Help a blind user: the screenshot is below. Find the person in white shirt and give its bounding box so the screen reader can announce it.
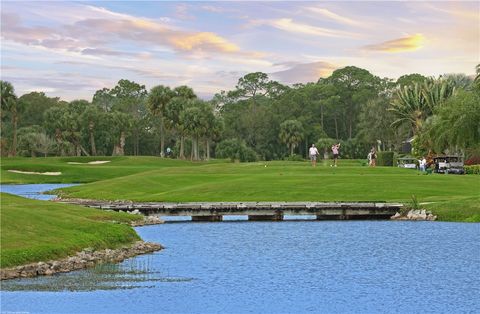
[331,143,341,167]
[419,157,426,171]
[309,144,319,167]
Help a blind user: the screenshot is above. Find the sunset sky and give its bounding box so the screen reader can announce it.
[1,1,479,100]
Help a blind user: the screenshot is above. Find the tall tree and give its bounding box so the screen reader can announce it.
[441,73,473,90]
[1,81,19,156]
[327,66,381,139]
[474,64,480,90]
[162,86,197,159]
[80,105,101,156]
[180,106,202,160]
[147,85,174,157]
[92,88,115,112]
[44,101,89,156]
[18,92,60,127]
[110,111,132,156]
[357,96,405,151]
[423,90,480,153]
[396,73,429,88]
[44,105,68,155]
[279,120,304,156]
[110,80,147,155]
[226,73,286,149]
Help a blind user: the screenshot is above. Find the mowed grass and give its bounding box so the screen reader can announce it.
[1,157,479,222]
[55,159,479,222]
[1,193,142,268]
[57,161,478,202]
[0,156,213,184]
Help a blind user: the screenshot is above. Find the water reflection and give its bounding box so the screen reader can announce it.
[2,258,194,292]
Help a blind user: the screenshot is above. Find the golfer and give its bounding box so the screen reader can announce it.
[331,143,340,167]
[309,144,319,167]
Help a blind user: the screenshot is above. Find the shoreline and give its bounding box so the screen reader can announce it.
[1,241,163,281]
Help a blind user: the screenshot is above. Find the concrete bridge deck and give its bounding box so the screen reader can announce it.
[63,200,403,221]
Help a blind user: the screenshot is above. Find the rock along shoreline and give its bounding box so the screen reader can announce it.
[1,241,163,281]
[391,209,437,221]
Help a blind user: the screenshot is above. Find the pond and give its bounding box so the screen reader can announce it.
[1,185,479,313]
[1,184,78,200]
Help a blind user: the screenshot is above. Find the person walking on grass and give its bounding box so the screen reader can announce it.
[331,143,340,167]
[369,147,377,167]
[309,144,319,167]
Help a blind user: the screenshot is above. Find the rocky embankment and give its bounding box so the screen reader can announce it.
[1,241,163,281]
[391,209,437,221]
[130,213,164,226]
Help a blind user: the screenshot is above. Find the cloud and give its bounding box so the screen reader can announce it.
[251,18,360,38]
[363,34,425,53]
[201,5,226,13]
[169,32,239,53]
[271,61,338,84]
[0,6,258,59]
[3,75,98,92]
[80,48,143,57]
[306,7,362,27]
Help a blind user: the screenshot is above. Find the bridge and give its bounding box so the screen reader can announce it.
[63,200,403,221]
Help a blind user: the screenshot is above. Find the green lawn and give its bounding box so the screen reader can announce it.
[1,157,479,222]
[0,156,207,184]
[0,193,142,268]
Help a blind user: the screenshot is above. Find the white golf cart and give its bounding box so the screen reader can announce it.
[433,156,465,174]
[397,157,418,169]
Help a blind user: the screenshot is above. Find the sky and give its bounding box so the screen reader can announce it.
[1,1,479,101]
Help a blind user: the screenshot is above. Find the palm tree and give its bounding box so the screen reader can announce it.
[1,81,19,156]
[423,79,456,109]
[389,79,455,136]
[147,85,174,157]
[441,73,472,90]
[166,86,197,159]
[427,90,480,153]
[180,106,203,160]
[389,83,427,135]
[279,120,304,156]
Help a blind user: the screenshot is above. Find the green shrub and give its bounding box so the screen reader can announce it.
[377,151,394,166]
[465,165,480,174]
[215,139,257,162]
[339,139,371,159]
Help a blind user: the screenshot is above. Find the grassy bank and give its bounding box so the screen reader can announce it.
[0,193,143,268]
[423,196,480,222]
[1,157,479,222]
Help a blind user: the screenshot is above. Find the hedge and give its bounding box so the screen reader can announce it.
[377,151,394,166]
[465,165,480,174]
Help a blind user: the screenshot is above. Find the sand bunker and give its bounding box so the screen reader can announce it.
[8,170,62,176]
[67,161,111,165]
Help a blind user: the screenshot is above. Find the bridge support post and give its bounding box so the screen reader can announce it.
[191,215,223,222]
[248,213,284,221]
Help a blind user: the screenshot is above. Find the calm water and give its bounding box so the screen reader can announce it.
[1,186,480,313]
[1,184,77,200]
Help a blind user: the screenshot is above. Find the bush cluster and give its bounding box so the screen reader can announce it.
[465,156,480,165]
[465,165,480,175]
[377,151,394,166]
[215,139,257,162]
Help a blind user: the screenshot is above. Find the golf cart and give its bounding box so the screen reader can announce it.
[397,157,418,169]
[433,156,465,174]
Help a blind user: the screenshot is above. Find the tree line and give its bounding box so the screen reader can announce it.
[1,65,479,161]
